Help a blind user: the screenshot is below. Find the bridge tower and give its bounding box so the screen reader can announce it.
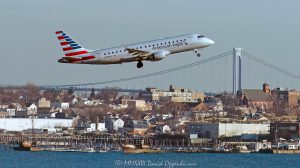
[233,48,242,94]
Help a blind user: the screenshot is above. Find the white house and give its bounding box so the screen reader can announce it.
[27,103,37,116]
[71,97,79,105]
[84,100,93,106]
[86,123,96,132]
[97,123,106,132]
[113,118,124,131]
[11,103,23,111]
[61,102,70,109]
[163,125,171,133]
[7,109,16,117]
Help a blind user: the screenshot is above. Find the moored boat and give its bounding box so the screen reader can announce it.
[13,141,34,151]
[121,144,163,154]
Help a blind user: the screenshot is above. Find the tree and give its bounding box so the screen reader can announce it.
[95,87,118,103]
[89,88,96,99]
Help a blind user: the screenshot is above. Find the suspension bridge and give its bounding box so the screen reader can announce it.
[38,48,300,93]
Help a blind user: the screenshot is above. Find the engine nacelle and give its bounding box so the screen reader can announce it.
[148,51,170,61]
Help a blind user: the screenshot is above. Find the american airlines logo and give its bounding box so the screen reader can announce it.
[153,41,186,50]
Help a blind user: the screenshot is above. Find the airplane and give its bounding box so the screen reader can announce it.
[55,31,214,68]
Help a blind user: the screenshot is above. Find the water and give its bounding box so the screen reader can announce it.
[0,145,299,168]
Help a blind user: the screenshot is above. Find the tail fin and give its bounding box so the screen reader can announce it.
[55,31,91,57]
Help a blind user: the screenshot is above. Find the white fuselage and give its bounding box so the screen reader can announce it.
[82,33,214,64]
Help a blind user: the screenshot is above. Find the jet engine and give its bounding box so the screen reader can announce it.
[148,51,170,61]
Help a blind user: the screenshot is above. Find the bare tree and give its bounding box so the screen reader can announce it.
[95,87,119,103]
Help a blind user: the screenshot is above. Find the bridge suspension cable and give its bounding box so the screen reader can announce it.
[46,50,233,88]
[242,51,300,81]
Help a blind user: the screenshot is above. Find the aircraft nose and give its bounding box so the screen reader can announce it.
[206,38,215,46]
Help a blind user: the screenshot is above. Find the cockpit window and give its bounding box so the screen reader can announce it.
[198,35,205,38]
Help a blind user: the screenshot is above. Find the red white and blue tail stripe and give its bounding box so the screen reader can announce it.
[55,31,95,63]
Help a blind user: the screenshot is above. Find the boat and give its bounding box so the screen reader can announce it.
[233,146,251,153]
[13,141,34,151]
[80,147,96,153]
[258,148,274,153]
[121,144,163,154]
[30,146,43,152]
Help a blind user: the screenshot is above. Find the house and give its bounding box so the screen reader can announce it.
[0,104,9,110]
[61,102,70,109]
[86,123,96,132]
[11,103,23,111]
[38,97,51,108]
[7,109,16,117]
[122,99,152,111]
[113,118,124,131]
[104,117,124,132]
[155,124,171,134]
[52,102,69,109]
[71,97,79,105]
[27,103,37,116]
[97,123,106,132]
[104,118,114,133]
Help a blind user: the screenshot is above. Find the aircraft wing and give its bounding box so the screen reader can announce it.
[122,48,153,62]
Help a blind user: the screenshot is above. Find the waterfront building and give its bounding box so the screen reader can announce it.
[0,118,74,132]
[270,122,300,140]
[184,122,269,139]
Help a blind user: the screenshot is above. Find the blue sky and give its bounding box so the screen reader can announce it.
[0,0,299,91]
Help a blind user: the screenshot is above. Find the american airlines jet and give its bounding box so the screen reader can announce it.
[55,31,214,68]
